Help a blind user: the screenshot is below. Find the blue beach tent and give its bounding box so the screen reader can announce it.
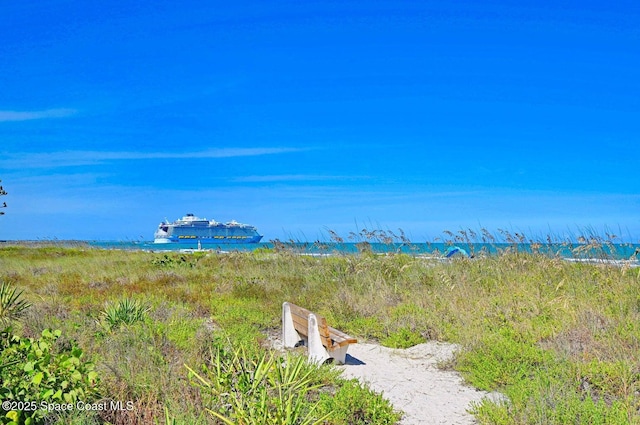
[445,246,470,258]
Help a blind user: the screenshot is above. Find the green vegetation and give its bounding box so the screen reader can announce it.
[1,329,100,425]
[0,235,639,424]
[0,282,31,326]
[97,298,150,331]
[188,340,360,425]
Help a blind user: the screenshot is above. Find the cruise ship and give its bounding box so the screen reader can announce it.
[153,214,263,244]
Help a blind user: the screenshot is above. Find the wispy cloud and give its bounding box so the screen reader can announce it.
[0,147,306,169]
[0,108,77,122]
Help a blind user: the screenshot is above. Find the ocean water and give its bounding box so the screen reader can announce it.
[83,240,640,262]
[3,239,638,262]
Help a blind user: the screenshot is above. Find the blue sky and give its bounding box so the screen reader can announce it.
[1,0,639,242]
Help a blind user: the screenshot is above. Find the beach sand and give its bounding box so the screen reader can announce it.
[336,342,502,425]
[267,332,505,424]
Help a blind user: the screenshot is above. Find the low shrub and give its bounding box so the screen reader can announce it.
[381,327,424,349]
[457,325,554,390]
[187,341,331,424]
[0,328,100,425]
[187,337,400,424]
[97,298,150,331]
[318,378,402,424]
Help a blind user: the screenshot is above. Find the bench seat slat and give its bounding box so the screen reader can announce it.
[328,327,358,346]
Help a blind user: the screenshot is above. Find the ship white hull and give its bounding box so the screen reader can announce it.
[153,213,263,244]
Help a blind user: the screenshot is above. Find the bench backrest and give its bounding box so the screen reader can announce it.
[286,303,334,349]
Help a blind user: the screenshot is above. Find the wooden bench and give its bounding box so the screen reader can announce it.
[282,302,357,364]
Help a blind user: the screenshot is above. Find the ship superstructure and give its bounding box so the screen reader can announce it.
[154,213,262,244]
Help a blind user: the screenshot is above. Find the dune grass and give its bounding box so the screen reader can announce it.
[1,237,639,424]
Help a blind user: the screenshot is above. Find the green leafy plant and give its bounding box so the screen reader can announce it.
[457,325,554,389]
[0,282,31,326]
[319,378,402,425]
[187,341,331,425]
[0,329,100,425]
[151,253,202,268]
[98,298,150,331]
[381,327,424,349]
[187,337,400,424]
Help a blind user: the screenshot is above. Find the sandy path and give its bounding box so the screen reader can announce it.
[337,342,497,425]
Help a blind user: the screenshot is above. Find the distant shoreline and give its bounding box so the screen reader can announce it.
[2,239,639,264]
